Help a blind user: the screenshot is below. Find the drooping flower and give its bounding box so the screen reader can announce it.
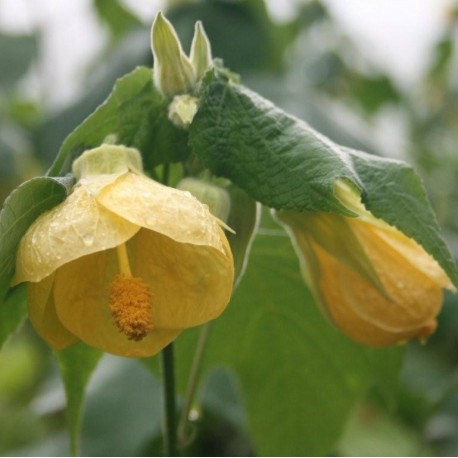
[13,145,234,357]
[275,180,454,347]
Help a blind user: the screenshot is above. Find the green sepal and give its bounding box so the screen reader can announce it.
[226,185,259,286]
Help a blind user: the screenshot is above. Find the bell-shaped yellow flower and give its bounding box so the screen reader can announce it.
[13,145,234,357]
[276,180,454,347]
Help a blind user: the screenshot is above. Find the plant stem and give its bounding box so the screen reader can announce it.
[161,343,178,457]
[162,162,170,185]
[177,322,212,448]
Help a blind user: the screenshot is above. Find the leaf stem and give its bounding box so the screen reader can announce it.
[177,322,212,448]
[161,343,178,457]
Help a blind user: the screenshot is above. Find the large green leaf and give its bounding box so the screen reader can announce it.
[0,177,72,302]
[190,70,358,214]
[189,70,458,286]
[0,284,27,349]
[175,227,403,456]
[56,344,103,456]
[47,66,189,177]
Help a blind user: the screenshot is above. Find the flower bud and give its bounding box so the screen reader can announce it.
[168,94,199,129]
[72,144,143,179]
[190,21,213,81]
[151,12,195,97]
[275,180,454,347]
[177,177,231,223]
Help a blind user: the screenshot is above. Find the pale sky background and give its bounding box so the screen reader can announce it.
[0,0,454,108]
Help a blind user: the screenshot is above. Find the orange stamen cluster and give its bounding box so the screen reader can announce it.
[108,274,153,341]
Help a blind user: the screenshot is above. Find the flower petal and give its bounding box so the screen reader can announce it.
[131,227,234,329]
[28,273,78,349]
[277,211,384,293]
[312,240,441,345]
[355,221,453,290]
[14,185,139,284]
[53,250,181,357]
[345,220,443,332]
[96,172,226,252]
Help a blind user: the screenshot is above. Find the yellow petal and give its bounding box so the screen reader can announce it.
[345,220,443,332]
[53,250,181,357]
[335,178,453,289]
[312,240,441,345]
[356,221,453,289]
[14,185,139,284]
[131,227,234,329]
[96,172,227,253]
[28,274,78,349]
[278,211,383,293]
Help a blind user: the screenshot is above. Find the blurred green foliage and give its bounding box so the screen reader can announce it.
[1,0,458,456]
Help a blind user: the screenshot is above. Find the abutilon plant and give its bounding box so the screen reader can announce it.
[0,8,456,458]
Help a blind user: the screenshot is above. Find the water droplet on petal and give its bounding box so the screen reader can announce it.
[82,234,94,247]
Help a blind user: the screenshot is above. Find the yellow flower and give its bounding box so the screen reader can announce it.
[276,180,454,347]
[13,145,234,357]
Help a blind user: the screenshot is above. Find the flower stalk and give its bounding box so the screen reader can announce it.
[161,343,178,457]
[177,322,212,448]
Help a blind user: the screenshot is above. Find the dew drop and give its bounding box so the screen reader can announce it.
[82,234,94,247]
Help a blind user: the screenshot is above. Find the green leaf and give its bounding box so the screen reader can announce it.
[347,148,458,288]
[351,74,400,114]
[0,284,27,349]
[47,66,189,177]
[56,343,103,456]
[175,228,403,456]
[190,70,359,214]
[0,33,37,88]
[190,70,458,287]
[93,0,142,40]
[0,177,72,302]
[82,357,163,456]
[337,403,430,456]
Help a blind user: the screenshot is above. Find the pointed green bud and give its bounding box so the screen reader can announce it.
[190,21,213,81]
[151,12,195,97]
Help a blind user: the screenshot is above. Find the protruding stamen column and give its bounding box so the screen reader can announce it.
[109,243,153,341]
